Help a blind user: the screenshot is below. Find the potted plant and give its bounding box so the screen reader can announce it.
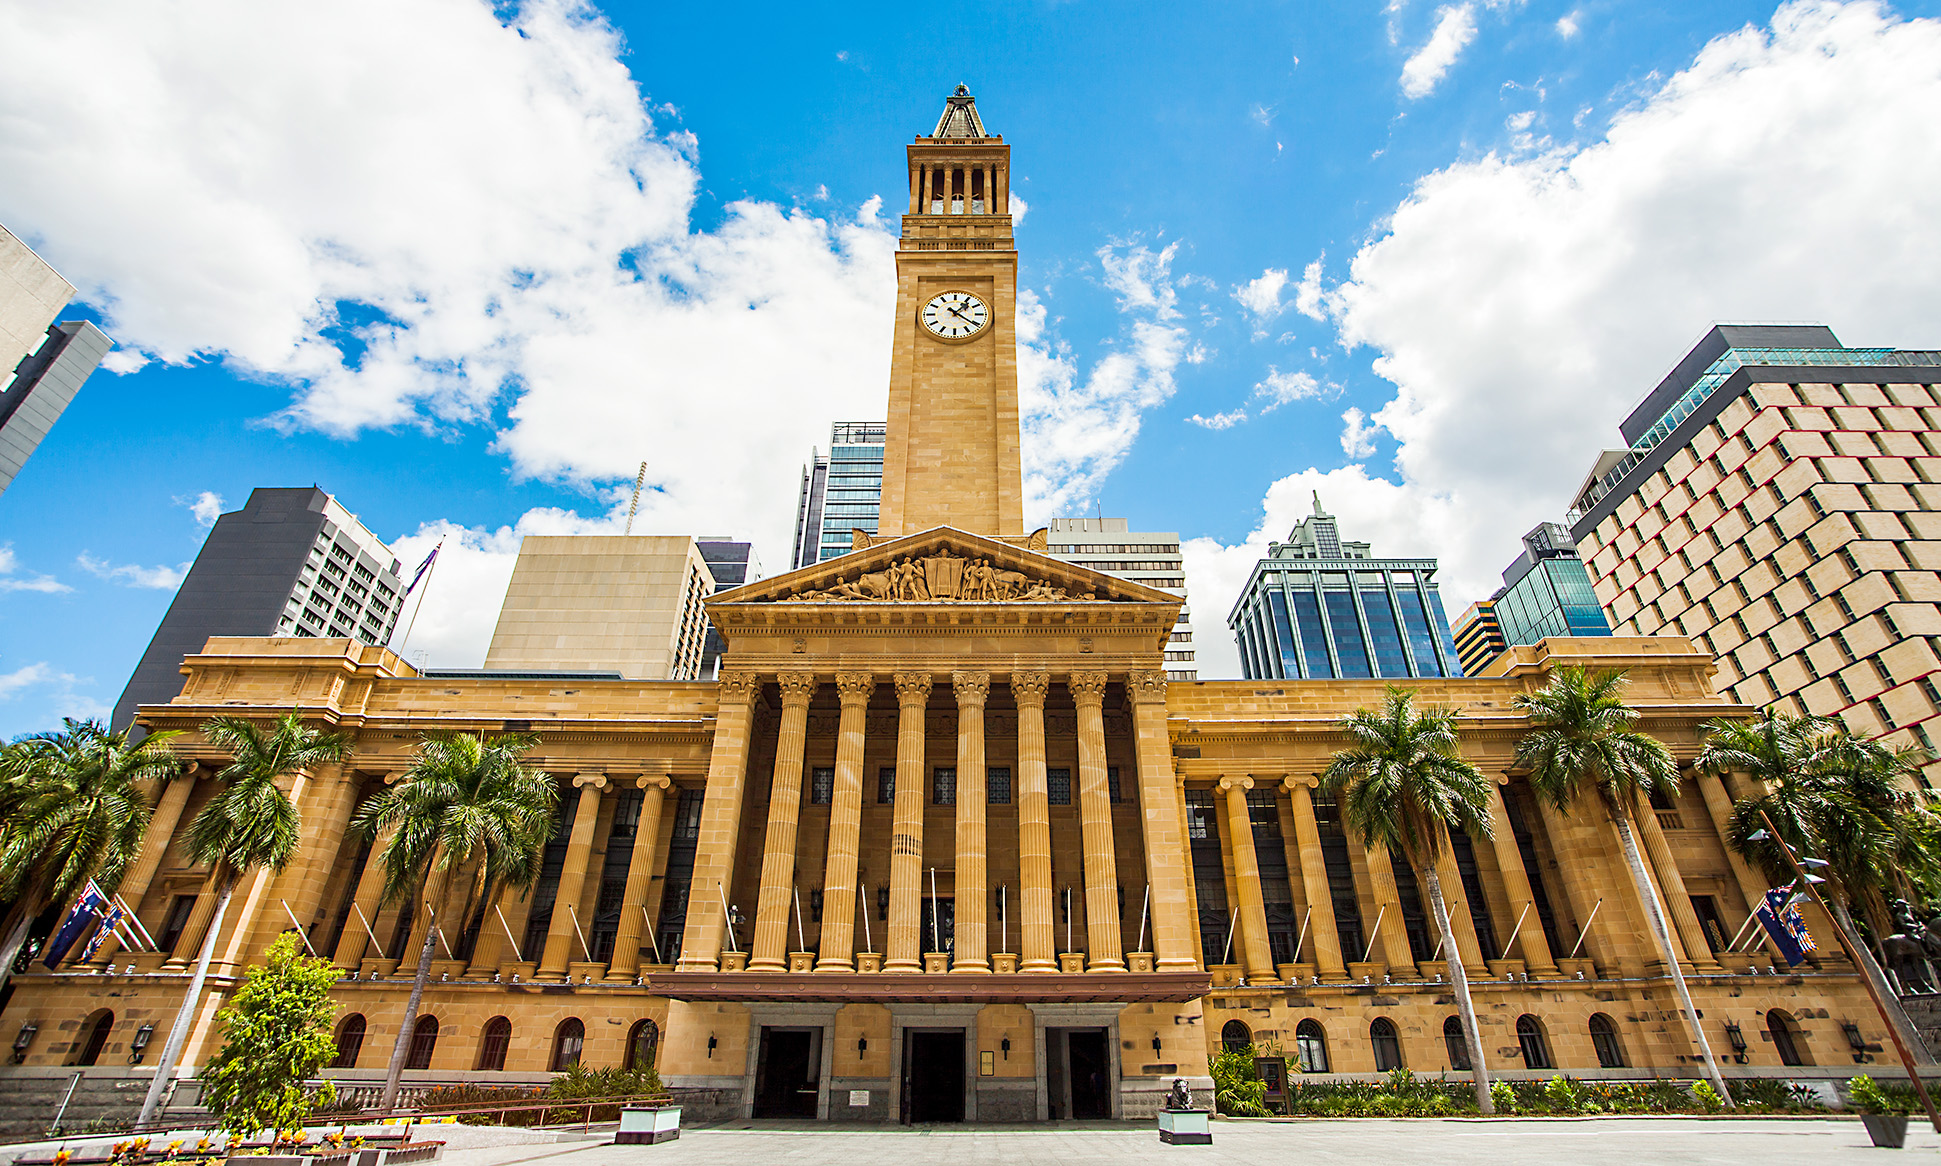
[1849,1075,1910,1148]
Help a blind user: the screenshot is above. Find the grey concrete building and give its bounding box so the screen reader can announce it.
[114,488,405,729]
[1,223,111,497]
[1045,517,1198,679]
[697,538,764,678]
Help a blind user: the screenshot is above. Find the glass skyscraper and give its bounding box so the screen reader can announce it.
[1491,523,1614,648]
[1228,495,1462,681]
[791,421,886,567]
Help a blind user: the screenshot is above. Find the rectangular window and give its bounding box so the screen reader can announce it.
[988,767,1012,805]
[158,894,198,953]
[810,767,834,805]
[1107,766,1123,804]
[1048,767,1072,806]
[932,766,956,806]
[877,766,895,804]
[1290,590,1334,678]
[1324,591,1372,677]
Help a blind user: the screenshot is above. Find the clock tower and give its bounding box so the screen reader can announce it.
[876,85,1026,540]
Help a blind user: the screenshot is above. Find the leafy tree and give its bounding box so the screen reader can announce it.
[201,932,341,1138]
[0,719,180,987]
[351,732,555,1110]
[139,712,351,1125]
[1513,666,1735,1107]
[1321,687,1496,1114]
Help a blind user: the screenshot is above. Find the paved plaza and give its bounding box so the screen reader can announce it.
[423,1119,1936,1166]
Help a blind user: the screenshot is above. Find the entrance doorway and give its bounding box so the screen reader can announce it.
[753,1027,821,1118]
[902,1030,965,1123]
[1046,1026,1112,1119]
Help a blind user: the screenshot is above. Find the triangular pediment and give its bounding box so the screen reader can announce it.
[710,527,1181,608]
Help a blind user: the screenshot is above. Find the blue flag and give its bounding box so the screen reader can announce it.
[43,883,109,968]
[80,898,126,963]
[402,542,441,597]
[1754,886,1817,967]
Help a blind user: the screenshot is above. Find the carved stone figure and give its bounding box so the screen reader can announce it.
[1884,898,1936,994]
[1166,1078,1193,1111]
[768,548,1116,604]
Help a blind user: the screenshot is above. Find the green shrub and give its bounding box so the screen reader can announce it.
[1210,1047,1270,1117]
[1691,1081,1724,1113]
[1849,1075,1913,1116]
[1490,1079,1515,1114]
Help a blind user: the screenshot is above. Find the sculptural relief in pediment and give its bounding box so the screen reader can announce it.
[777,548,1102,604]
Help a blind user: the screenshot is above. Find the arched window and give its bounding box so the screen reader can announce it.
[1588,1013,1626,1069]
[1767,1009,1809,1067]
[330,1014,366,1069]
[626,1019,660,1072]
[1370,1018,1403,1072]
[1220,1019,1252,1054]
[1442,1016,1470,1071]
[1515,1015,1553,1070]
[74,1010,114,1067]
[1294,1019,1329,1073]
[552,1018,586,1071]
[405,1015,439,1071]
[477,1017,512,1072]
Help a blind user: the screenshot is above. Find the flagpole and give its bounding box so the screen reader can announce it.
[396,540,444,663]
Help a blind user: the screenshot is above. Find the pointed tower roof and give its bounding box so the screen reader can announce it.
[931,84,988,138]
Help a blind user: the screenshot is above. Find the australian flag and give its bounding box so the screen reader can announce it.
[1754,886,1818,967]
[42,883,109,968]
[79,898,126,963]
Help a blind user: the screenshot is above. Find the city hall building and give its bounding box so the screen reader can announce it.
[0,91,1892,1124]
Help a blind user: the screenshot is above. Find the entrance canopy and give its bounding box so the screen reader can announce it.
[647,970,1209,1005]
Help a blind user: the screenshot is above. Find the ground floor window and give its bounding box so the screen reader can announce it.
[552,1018,586,1071]
[1370,1018,1403,1071]
[478,1016,512,1071]
[330,1014,366,1069]
[1515,1015,1552,1070]
[1442,1016,1469,1071]
[1295,1019,1329,1072]
[1589,1013,1626,1069]
[406,1015,438,1070]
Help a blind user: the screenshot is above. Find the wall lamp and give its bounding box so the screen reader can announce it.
[12,1023,37,1064]
[810,891,825,923]
[1843,1021,1874,1063]
[707,1034,718,1059]
[1723,1021,1748,1064]
[1000,1037,1011,1061]
[858,1037,868,1056]
[128,1023,155,1065]
[1151,1034,1162,1056]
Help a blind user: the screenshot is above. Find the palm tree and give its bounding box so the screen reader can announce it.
[1322,687,1497,1113]
[138,711,350,1125]
[0,719,180,986]
[351,732,555,1110]
[1513,666,1734,1107]
[1700,708,1934,1055]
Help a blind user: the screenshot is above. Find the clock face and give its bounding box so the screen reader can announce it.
[921,291,989,340]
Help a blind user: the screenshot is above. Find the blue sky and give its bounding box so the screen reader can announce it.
[5,0,1941,734]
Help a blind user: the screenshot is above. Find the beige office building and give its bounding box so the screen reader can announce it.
[1568,325,1941,779]
[485,535,716,680]
[1,221,112,496]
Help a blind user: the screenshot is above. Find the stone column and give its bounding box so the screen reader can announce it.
[90,767,197,965]
[952,671,991,973]
[330,825,397,968]
[1285,779,1346,980]
[883,672,932,973]
[1361,843,1419,976]
[606,773,673,980]
[1430,845,1488,976]
[1218,776,1276,983]
[1128,671,1196,972]
[815,672,875,972]
[253,763,362,958]
[215,767,316,971]
[1012,671,1057,973]
[1534,797,1626,972]
[1070,671,1124,971]
[1636,802,1721,972]
[1482,783,1558,974]
[676,672,762,972]
[1694,771,1784,961]
[163,869,226,970]
[539,773,608,978]
[750,673,818,972]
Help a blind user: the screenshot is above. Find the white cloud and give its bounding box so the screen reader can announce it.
[76,552,190,590]
[1292,257,1327,321]
[1098,241,1182,321]
[1187,410,1248,430]
[1233,268,1289,333]
[0,546,70,594]
[1556,11,1581,38]
[1253,368,1326,413]
[1340,406,1382,458]
[0,662,109,723]
[1401,4,1479,99]
[0,663,51,701]
[1009,193,1029,226]
[1187,0,1941,676]
[175,490,225,527]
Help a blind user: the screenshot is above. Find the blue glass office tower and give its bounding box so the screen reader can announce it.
[790,422,886,567]
[1491,523,1612,648]
[1228,496,1462,680]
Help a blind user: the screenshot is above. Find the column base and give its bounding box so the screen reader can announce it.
[1019,957,1059,973]
[1155,957,1201,972]
[949,958,991,973]
[1086,956,1127,973]
[814,955,856,973]
[881,958,922,974]
[602,965,643,983]
[745,954,787,973]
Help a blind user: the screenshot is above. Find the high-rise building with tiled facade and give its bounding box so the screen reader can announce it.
[1568,324,1941,777]
[1046,517,1197,680]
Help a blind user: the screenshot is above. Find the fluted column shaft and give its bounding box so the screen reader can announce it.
[214,768,315,971]
[1694,772,1783,961]
[1636,801,1720,971]
[1431,845,1488,975]
[331,825,397,967]
[1129,672,1196,970]
[676,672,761,971]
[815,673,875,972]
[1071,671,1124,971]
[606,774,673,980]
[539,773,608,978]
[1362,842,1418,975]
[883,672,933,972]
[256,764,360,960]
[1219,776,1276,982]
[1286,781,1346,980]
[92,769,196,964]
[1013,672,1057,973]
[750,675,817,972]
[1482,783,1557,974]
[952,672,992,972]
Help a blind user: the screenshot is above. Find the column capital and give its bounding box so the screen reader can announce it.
[1069,670,1109,704]
[1010,671,1051,705]
[1218,775,1254,793]
[634,773,674,791]
[836,671,876,705]
[893,671,933,706]
[573,772,609,790]
[951,671,992,705]
[1127,670,1168,705]
[1282,774,1319,791]
[776,671,819,706]
[717,671,762,706]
